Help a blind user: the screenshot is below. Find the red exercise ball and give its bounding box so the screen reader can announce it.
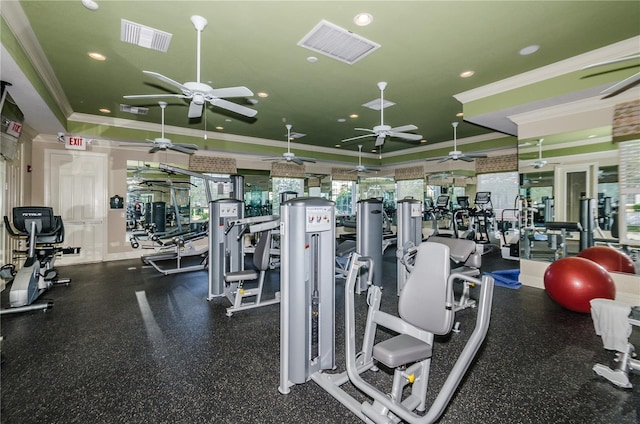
[577,246,637,274]
[543,257,615,313]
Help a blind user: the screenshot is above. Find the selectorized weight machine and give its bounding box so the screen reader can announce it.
[278,197,496,423]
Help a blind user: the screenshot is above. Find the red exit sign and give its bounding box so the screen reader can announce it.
[65,136,87,150]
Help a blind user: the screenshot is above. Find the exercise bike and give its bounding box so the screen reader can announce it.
[1,206,79,315]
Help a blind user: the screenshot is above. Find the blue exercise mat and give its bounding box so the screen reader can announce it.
[484,269,521,289]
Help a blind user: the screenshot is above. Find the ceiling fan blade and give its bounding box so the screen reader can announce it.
[123,93,188,100]
[424,156,448,162]
[437,157,452,163]
[389,124,418,133]
[175,143,199,151]
[342,134,375,143]
[298,157,317,163]
[143,70,192,94]
[354,128,376,133]
[458,156,475,162]
[601,72,640,96]
[149,146,162,153]
[366,167,380,172]
[465,152,488,158]
[582,54,640,70]
[210,98,257,117]
[389,132,423,141]
[209,86,254,98]
[188,101,204,118]
[292,157,304,165]
[375,134,386,147]
[169,145,197,155]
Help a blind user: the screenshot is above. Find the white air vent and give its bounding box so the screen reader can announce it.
[121,19,172,52]
[298,20,380,65]
[120,104,149,115]
[362,98,395,111]
[289,132,306,139]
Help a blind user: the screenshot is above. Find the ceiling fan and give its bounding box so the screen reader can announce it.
[263,124,316,165]
[528,138,558,169]
[582,54,640,98]
[348,145,380,173]
[425,122,487,163]
[342,81,422,147]
[123,15,257,119]
[146,102,199,154]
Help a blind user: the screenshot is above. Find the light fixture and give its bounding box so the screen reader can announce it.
[215,126,223,130]
[349,114,358,119]
[456,112,464,117]
[337,118,346,123]
[353,13,373,26]
[257,92,268,98]
[459,70,474,78]
[88,52,106,61]
[99,108,111,114]
[519,45,540,56]
[307,56,318,63]
[81,0,99,11]
[420,139,427,143]
[335,144,341,148]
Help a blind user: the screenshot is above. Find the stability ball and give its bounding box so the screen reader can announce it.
[577,246,636,274]
[543,257,615,313]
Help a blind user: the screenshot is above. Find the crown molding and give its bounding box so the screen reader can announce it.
[1,1,73,118]
[454,36,640,104]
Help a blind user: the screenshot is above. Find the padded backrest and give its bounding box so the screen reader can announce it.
[37,216,65,244]
[398,242,454,335]
[12,206,55,234]
[253,230,272,271]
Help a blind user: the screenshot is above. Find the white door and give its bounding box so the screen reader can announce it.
[553,162,598,222]
[45,150,107,265]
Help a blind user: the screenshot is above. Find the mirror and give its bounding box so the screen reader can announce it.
[126,161,192,245]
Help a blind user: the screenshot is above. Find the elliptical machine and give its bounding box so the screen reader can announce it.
[1,207,78,314]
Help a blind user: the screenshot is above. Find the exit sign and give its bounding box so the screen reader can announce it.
[65,136,87,150]
[6,120,22,137]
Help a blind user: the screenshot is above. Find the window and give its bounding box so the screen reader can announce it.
[477,171,519,210]
[332,180,355,215]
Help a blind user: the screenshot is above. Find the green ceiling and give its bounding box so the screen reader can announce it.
[2,1,639,163]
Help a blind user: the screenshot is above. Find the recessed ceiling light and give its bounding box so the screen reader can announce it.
[349,114,358,119]
[459,70,474,78]
[257,92,268,98]
[588,134,597,138]
[99,108,111,113]
[370,149,377,153]
[225,119,232,122]
[420,139,427,143]
[337,118,346,123]
[353,13,373,26]
[456,112,464,117]
[215,126,224,130]
[88,52,106,61]
[307,56,318,63]
[335,144,341,148]
[81,0,99,11]
[519,45,540,56]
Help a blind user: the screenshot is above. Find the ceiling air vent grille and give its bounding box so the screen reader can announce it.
[121,19,172,53]
[298,20,380,65]
[120,104,149,115]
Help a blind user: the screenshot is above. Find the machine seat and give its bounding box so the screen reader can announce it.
[373,334,433,369]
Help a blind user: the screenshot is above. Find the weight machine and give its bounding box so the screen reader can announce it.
[396,198,423,294]
[278,195,495,422]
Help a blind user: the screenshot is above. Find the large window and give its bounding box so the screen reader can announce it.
[477,171,519,210]
[272,177,304,214]
[332,180,356,215]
